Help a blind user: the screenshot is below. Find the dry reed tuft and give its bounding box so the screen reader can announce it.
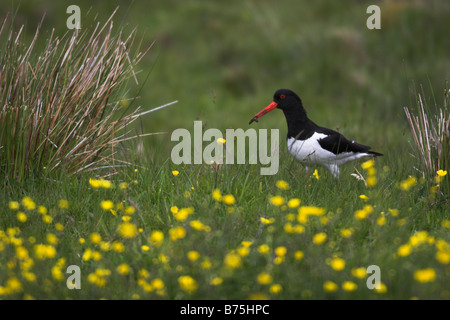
[0,9,174,181]
[404,85,449,197]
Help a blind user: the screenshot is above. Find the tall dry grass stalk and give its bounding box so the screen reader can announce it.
[0,10,173,181]
[404,86,449,197]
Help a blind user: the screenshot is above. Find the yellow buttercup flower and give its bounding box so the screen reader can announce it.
[275,180,290,190]
[224,253,242,269]
[149,230,164,247]
[212,189,222,202]
[178,275,198,293]
[342,281,358,291]
[187,251,200,261]
[329,257,345,271]
[58,199,69,210]
[21,197,36,211]
[100,200,114,211]
[8,201,20,210]
[274,246,287,257]
[169,226,186,242]
[323,281,339,292]
[116,263,131,275]
[361,159,374,170]
[397,244,412,257]
[257,244,270,254]
[436,251,450,264]
[313,169,319,180]
[313,232,327,245]
[269,195,284,206]
[269,284,283,294]
[90,232,102,244]
[294,250,304,260]
[287,198,301,208]
[400,176,417,191]
[223,194,236,205]
[351,267,367,279]
[437,170,447,177]
[117,222,138,239]
[414,268,436,283]
[210,277,223,286]
[172,170,179,177]
[340,228,353,238]
[257,272,273,285]
[17,212,27,223]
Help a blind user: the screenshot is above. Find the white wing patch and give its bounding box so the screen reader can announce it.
[287,134,372,178]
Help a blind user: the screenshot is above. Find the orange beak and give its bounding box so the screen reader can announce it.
[249,101,278,124]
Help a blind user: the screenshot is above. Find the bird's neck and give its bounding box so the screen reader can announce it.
[282,108,311,139]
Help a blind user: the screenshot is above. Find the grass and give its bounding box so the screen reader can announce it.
[0,148,449,299]
[0,0,449,300]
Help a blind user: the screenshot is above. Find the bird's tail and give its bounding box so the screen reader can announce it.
[368,151,383,157]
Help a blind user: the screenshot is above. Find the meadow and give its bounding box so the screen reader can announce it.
[0,0,449,300]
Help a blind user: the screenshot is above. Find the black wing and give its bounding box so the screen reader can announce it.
[316,127,377,155]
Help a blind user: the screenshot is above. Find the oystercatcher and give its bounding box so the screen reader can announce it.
[249,89,382,178]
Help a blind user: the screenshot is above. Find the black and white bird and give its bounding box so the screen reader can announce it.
[249,89,382,178]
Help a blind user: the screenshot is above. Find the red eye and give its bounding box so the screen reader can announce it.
[280,94,286,99]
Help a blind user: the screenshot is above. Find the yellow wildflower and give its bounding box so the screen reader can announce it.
[58,199,69,210]
[400,176,417,191]
[117,223,138,239]
[212,189,222,202]
[340,228,353,238]
[274,246,287,257]
[187,251,200,261]
[257,272,272,285]
[366,176,378,187]
[312,232,327,245]
[275,180,290,190]
[269,284,283,294]
[294,250,304,260]
[100,200,114,211]
[257,244,270,254]
[342,281,358,291]
[329,257,345,271]
[436,251,450,264]
[169,226,186,242]
[21,197,36,211]
[351,267,367,279]
[178,275,198,293]
[397,244,412,257]
[17,212,27,223]
[287,198,301,208]
[90,232,102,244]
[361,159,374,170]
[377,216,386,226]
[149,230,164,247]
[210,277,223,286]
[269,195,284,206]
[313,169,319,180]
[172,170,179,177]
[437,170,447,177]
[323,281,339,292]
[224,253,242,269]
[414,268,436,283]
[8,201,20,210]
[112,241,125,253]
[116,263,131,275]
[223,194,236,205]
[33,244,56,260]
